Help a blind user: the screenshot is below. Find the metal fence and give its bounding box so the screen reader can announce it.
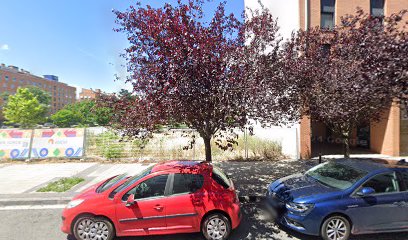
[84,127,289,161]
[0,126,298,161]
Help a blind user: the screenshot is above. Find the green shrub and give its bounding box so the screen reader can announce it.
[37,177,84,192]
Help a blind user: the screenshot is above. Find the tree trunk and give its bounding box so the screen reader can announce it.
[343,136,351,158]
[203,136,212,162]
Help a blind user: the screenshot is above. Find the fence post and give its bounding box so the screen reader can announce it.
[244,127,248,160]
[82,128,87,160]
[27,129,35,160]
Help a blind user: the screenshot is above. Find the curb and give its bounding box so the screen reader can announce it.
[0,197,71,207]
[0,196,265,207]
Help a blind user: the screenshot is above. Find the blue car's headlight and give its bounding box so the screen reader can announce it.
[285,202,314,214]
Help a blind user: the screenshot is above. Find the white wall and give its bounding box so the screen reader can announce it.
[245,0,300,41]
[251,123,300,159]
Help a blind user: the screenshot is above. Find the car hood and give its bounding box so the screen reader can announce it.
[269,173,340,203]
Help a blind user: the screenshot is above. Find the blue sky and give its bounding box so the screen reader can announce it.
[0,0,244,93]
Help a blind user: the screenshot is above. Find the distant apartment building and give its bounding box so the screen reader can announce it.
[0,64,76,117]
[78,88,101,101]
[245,0,408,158]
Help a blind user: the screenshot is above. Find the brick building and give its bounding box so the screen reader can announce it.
[245,0,408,158]
[78,88,101,101]
[0,64,76,118]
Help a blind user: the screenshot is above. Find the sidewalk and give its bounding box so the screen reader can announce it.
[0,162,153,206]
[0,159,319,206]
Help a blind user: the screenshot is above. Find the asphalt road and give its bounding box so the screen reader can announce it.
[0,203,407,240]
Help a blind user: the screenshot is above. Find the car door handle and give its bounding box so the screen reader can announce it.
[154,205,164,211]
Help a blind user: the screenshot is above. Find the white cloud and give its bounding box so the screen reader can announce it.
[0,44,9,50]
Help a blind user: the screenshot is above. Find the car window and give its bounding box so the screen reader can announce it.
[212,166,230,189]
[96,174,128,193]
[362,172,400,194]
[306,162,367,190]
[122,174,168,201]
[109,166,153,199]
[400,170,408,191]
[172,174,204,195]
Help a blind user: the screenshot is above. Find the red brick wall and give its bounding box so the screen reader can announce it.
[0,68,76,117]
[300,115,312,159]
[370,103,401,156]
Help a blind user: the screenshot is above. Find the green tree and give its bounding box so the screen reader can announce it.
[51,100,113,127]
[25,86,51,106]
[94,106,113,126]
[50,109,82,127]
[3,88,48,128]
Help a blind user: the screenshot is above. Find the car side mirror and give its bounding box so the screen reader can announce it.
[357,187,375,197]
[126,194,136,207]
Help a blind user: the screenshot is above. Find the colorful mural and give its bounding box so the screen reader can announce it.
[31,128,85,158]
[0,129,32,160]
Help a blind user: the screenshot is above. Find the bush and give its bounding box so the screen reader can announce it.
[37,177,84,192]
[248,137,284,160]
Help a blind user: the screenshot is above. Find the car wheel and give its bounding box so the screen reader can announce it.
[73,216,115,240]
[202,213,231,240]
[321,215,351,240]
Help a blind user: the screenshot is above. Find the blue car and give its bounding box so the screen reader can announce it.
[266,158,408,240]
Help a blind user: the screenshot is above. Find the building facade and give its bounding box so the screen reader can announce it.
[245,0,408,158]
[78,88,101,101]
[0,64,76,117]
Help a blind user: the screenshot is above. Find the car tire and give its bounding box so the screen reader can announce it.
[73,215,115,240]
[202,213,231,240]
[321,215,351,240]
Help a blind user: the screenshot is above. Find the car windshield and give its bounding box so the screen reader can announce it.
[108,165,154,199]
[305,162,367,190]
[96,173,129,193]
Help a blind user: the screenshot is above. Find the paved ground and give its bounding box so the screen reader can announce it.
[0,163,96,194]
[216,160,318,197]
[0,160,407,240]
[0,203,406,240]
[0,160,314,202]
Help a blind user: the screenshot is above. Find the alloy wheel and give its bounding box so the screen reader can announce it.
[326,218,348,240]
[76,218,110,240]
[206,217,227,240]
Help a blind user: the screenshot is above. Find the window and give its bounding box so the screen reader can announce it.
[400,170,408,191]
[96,174,128,193]
[321,44,331,58]
[306,162,367,189]
[122,174,168,201]
[110,165,156,199]
[5,76,9,82]
[321,0,335,29]
[12,77,16,82]
[371,0,384,17]
[212,167,231,189]
[172,174,204,195]
[362,172,399,194]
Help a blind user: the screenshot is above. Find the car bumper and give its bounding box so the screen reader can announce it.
[266,197,320,236]
[231,202,242,229]
[61,207,75,235]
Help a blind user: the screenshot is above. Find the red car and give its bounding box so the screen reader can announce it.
[61,161,242,240]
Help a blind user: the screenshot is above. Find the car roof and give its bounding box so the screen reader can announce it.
[333,158,408,172]
[151,160,213,175]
